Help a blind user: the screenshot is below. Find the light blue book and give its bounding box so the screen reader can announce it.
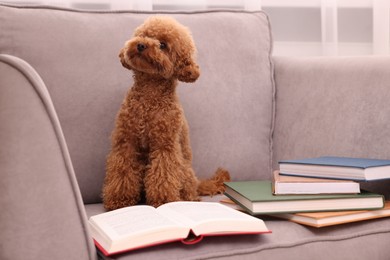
[279,156,390,181]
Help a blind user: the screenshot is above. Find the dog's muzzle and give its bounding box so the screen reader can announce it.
[137,43,146,53]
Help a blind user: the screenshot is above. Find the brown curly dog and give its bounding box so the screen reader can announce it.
[102,16,230,210]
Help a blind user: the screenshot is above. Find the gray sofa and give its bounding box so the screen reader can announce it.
[1,4,390,260]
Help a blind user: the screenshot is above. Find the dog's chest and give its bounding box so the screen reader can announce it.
[127,91,184,146]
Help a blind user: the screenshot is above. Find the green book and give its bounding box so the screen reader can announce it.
[224,181,384,215]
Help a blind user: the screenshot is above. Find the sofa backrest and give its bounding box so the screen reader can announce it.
[272,56,390,197]
[0,5,275,203]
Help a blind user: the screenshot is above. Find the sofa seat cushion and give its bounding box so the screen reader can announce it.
[85,196,390,260]
[0,4,275,204]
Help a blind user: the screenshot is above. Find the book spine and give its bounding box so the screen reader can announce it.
[181,234,204,245]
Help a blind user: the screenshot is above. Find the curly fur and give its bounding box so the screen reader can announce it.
[102,16,230,210]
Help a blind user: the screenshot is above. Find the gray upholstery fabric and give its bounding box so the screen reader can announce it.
[2,4,390,260]
[272,56,390,198]
[0,54,96,260]
[85,195,390,260]
[0,5,274,204]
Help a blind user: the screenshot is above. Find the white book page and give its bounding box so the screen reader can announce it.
[90,205,187,241]
[157,201,267,236]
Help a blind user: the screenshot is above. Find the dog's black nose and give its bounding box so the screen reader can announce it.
[137,43,146,52]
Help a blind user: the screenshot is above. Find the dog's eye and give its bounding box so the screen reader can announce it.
[159,42,167,50]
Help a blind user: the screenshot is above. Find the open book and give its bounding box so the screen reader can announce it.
[89,201,270,256]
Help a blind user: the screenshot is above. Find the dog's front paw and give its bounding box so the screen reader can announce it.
[146,195,179,208]
[103,196,140,211]
[145,183,182,207]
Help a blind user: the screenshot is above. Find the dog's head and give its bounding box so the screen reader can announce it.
[119,16,200,83]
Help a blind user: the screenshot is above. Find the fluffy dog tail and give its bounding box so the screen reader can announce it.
[197,168,231,196]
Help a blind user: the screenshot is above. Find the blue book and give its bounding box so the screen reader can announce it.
[279,156,390,181]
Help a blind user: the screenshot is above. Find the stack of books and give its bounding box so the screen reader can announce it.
[224,156,390,228]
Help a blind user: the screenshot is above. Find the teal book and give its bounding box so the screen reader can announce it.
[279,156,390,181]
[224,181,384,215]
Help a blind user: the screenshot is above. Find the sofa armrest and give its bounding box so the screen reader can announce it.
[0,54,96,260]
[272,56,390,198]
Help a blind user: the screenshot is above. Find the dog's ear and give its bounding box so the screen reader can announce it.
[119,48,132,71]
[176,58,200,83]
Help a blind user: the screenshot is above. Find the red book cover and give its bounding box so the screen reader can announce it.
[94,229,271,256]
[89,202,271,256]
